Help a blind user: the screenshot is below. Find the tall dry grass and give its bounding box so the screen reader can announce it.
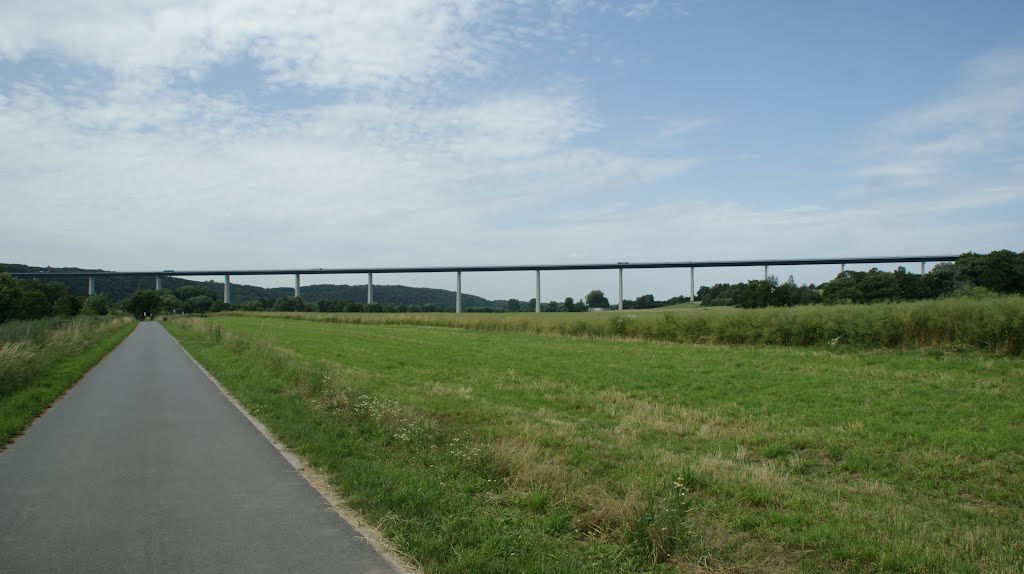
[0,341,36,388]
[0,316,132,396]
[229,295,1024,355]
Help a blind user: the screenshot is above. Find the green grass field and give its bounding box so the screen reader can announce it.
[167,313,1024,573]
[0,316,136,446]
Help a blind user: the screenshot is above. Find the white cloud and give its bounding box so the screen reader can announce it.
[0,1,498,90]
[0,1,707,292]
[654,116,713,139]
[624,1,660,21]
[0,75,698,276]
[849,48,1024,194]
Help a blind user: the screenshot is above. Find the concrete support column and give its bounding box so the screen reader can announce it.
[294,274,301,298]
[456,272,462,313]
[841,263,846,273]
[155,276,162,291]
[920,261,926,275]
[689,267,695,302]
[224,275,231,305]
[88,276,96,296]
[535,270,541,313]
[764,265,769,281]
[367,273,374,304]
[618,268,623,311]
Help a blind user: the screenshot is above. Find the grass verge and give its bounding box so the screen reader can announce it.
[0,316,136,446]
[168,315,1024,573]
[229,294,1024,356]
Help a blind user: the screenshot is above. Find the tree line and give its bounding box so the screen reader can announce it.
[0,272,110,321]
[498,289,695,313]
[698,250,1024,308]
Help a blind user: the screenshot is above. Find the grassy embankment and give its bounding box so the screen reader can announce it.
[231,295,1024,356]
[0,316,136,446]
[167,306,1024,573]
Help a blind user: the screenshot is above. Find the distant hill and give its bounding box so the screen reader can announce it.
[0,264,502,310]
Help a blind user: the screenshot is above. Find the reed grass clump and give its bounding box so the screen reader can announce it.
[0,316,133,397]
[1,315,136,446]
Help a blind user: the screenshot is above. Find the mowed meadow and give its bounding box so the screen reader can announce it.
[166,304,1024,573]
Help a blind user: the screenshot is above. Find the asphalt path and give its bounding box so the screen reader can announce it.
[0,322,399,573]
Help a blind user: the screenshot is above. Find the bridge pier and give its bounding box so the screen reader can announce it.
[224,275,231,305]
[155,276,162,291]
[618,268,623,311]
[535,270,541,313]
[841,263,846,273]
[294,274,300,298]
[367,273,374,304]
[88,277,96,296]
[456,272,462,313]
[920,261,926,275]
[689,267,695,302]
[764,265,769,281]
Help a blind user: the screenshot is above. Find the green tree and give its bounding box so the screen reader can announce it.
[124,289,162,318]
[585,290,610,308]
[19,288,50,319]
[0,272,22,322]
[891,267,926,300]
[184,296,214,314]
[822,272,864,304]
[238,300,265,311]
[859,269,899,302]
[82,294,110,316]
[7,280,54,320]
[52,294,83,317]
[735,278,776,308]
[634,294,656,309]
[924,262,963,297]
[563,297,576,312]
[41,281,72,306]
[956,250,1024,294]
[175,285,217,302]
[507,299,522,312]
[272,297,305,312]
[797,287,822,305]
[769,277,797,307]
[160,293,182,314]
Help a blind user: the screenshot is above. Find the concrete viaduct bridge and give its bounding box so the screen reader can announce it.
[12,256,958,313]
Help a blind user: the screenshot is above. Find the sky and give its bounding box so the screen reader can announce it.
[2,0,1023,302]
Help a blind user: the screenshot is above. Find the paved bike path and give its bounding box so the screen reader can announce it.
[0,322,399,573]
